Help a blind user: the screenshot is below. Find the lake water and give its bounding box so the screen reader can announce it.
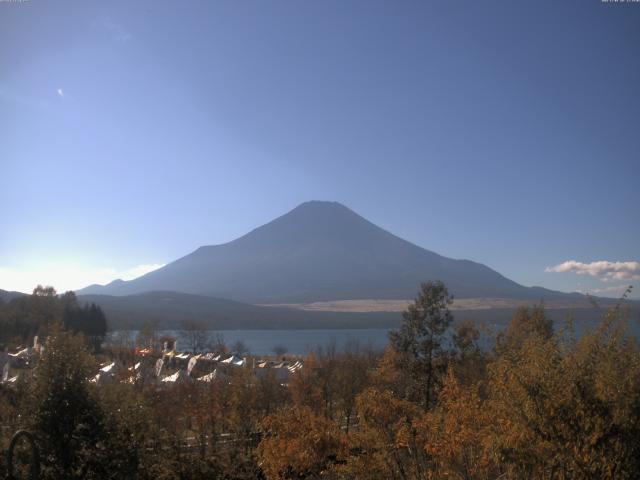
[109,317,640,355]
[110,329,392,355]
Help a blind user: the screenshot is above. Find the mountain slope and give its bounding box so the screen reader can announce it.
[78,201,579,303]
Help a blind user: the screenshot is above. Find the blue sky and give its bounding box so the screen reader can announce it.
[1,0,639,298]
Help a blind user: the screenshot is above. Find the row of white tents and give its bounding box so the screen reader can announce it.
[90,353,303,386]
[1,343,303,388]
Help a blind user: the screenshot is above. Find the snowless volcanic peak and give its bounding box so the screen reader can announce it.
[78,201,578,303]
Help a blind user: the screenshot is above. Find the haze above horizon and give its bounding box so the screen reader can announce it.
[1,1,638,298]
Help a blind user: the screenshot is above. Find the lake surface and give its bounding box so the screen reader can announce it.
[110,329,392,355]
[109,317,640,355]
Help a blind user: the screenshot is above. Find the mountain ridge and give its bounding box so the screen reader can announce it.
[78,201,583,303]
[0,289,27,302]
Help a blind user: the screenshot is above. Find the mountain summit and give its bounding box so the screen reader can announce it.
[78,201,572,303]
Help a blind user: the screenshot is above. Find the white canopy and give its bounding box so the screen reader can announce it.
[161,370,189,383]
[197,370,218,382]
[9,348,30,358]
[288,361,303,372]
[221,355,245,366]
[100,362,116,373]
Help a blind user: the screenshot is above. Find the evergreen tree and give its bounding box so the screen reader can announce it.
[26,325,104,479]
[61,293,107,352]
[389,280,453,409]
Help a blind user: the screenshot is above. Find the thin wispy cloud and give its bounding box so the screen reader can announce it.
[57,88,64,97]
[546,260,640,282]
[101,17,132,43]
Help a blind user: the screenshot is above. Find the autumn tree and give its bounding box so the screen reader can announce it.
[256,369,290,417]
[0,385,20,479]
[339,387,429,480]
[419,368,497,479]
[181,319,211,353]
[496,303,553,352]
[258,406,344,480]
[95,381,157,478]
[289,354,324,413]
[333,345,373,435]
[488,303,640,478]
[451,320,487,386]
[232,339,250,356]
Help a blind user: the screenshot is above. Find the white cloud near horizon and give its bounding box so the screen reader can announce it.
[577,284,632,296]
[545,260,640,282]
[0,263,165,294]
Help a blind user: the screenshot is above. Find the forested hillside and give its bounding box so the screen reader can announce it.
[0,286,107,351]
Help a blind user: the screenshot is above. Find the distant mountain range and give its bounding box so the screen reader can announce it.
[0,289,26,302]
[79,201,581,303]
